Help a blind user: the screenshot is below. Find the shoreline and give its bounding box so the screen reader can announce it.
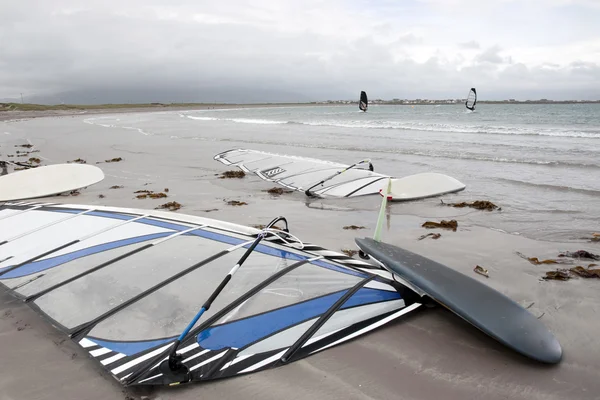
[2,100,599,122]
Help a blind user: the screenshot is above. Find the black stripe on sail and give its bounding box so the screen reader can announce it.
[0,240,79,277]
[207,348,285,380]
[278,274,376,364]
[69,249,231,339]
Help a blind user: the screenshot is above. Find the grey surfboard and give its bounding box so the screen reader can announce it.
[355,237,563,364]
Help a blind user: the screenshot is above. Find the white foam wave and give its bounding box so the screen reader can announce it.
[83,117,153,136]
[298,120,600,138]
[186,115,286,125]
[183,113,600,139]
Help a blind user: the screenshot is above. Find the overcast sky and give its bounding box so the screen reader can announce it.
[2,0,600,102]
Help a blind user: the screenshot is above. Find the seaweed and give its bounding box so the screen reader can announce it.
[473,265,489,278]
[252,224,284,230]
[28,157,41,164]
[15,144,33,148]
[110,185,124,189]
[219,170,245,179]
[343,225,366,230]
[543,270,571,281]
[418,232,441,240]
[263,187,294,195]
[442,199,500,211]
[68,158,87,164]
[164,188,169,192]
[569,266,600,278]
[515,252,568,265]
[225,200,248,206]
[341,249,358,257]
[558,250,600,261]
[134,190,152,194]
[422,219,458,231]
[155,201,182,211]
[98,194,105,198]
[105,157,123,163]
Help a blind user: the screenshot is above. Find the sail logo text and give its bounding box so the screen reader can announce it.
[262,167,285,177]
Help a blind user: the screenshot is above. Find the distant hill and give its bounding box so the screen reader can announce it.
[20,86,313,105]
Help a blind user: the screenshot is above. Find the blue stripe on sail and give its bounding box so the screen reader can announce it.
[4,208,367,279]
[0,233,171,279]
[86,337,175,356]
[80,289,401,357]
[196,287,401,351]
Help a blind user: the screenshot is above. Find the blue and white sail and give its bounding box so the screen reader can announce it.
[0,201,421,386]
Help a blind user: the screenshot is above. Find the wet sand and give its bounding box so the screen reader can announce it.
[1,111,599,400]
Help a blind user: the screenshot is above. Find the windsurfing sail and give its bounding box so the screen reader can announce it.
[359,91,368,112]
[0,201,421,386]
[214,149,388,198]
[214,149,466,201]
[465,88,477,111]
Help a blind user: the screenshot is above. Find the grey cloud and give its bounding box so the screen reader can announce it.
[476,45,505,64]
[1,1,599,103]
[458,41,480,49]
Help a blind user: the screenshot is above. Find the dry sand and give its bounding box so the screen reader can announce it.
[1,110,599,400]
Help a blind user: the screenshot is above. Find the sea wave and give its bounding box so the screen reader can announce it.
[185,114,600,138]
[493,178,600,197]
[186,115,286,124]
[218,137,600,169]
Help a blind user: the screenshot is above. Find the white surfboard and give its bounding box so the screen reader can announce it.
[387,173,466,201]
[0,164,105,202]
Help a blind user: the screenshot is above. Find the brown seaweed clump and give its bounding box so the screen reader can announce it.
[543,270,571,281]
[110,185,124,189]
[252,224,284,230]
[164,188,169,192]
[136,191,167,199]
[418,233,441,240]
[422,220,458,231]
[219,170,245,179]
[263,187,294,196]
[473,265,489,278]
[68,158,87,164]
[443,200,500,211]
[343,225,366,230]
[98,194,105,198]
[225,200,248,206]
[558,250,600,261]
[155,201,182,211]
[569,266,600,278]
[105,157,123,163]
[15,144,33,148]
[341,249,358,257]
[28,157,41,164]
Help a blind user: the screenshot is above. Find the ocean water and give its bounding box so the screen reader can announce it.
[83,103,600,243]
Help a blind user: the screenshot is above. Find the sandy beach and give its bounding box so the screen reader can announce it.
[1,108,599,400]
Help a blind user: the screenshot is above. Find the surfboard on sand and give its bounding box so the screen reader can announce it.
[386,173,466,201]
[0,164,105,202]
[355,237,563,364]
